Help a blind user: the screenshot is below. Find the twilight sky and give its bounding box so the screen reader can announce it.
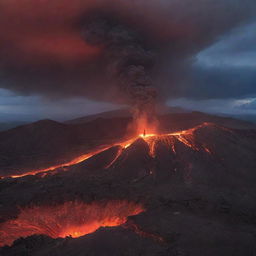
[169,21,256,115]
[0,0,256,122]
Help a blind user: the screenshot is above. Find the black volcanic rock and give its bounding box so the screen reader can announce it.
[1,117,256,256]
[153,136,183,180]
[0,112,255,177]
[0,118,130,177]
[72,145,123,171]
[132,205,256,256]
[115,138,150,166]
[111,138,153,180]
[0,228,168,256]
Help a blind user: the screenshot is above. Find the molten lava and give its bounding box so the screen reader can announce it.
[0,200,144,247]
[2,123,215,179]
[124,220,165,243]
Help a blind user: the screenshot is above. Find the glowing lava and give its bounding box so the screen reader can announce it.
[0,200,144,247]
[3,123,215,179]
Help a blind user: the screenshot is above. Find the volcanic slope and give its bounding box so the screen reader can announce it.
[0,111,255,177]
[1,122,256,256]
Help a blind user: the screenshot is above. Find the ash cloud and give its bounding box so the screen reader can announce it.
[81,11,157,129]
[0,0,256,106]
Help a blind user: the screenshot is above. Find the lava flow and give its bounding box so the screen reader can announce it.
[0,200,144,247]
[3,123,215,179]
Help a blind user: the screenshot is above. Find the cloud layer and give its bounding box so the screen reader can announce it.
[0,0,256,104]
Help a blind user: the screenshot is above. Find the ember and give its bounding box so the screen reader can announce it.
[0,200,144,247]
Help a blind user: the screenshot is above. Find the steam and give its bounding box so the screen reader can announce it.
[82,13,158,131]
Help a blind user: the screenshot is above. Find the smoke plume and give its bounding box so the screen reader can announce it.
[0,0,256,120]
[81,12,158,131]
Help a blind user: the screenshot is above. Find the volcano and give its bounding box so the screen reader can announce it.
[0,112,256,256]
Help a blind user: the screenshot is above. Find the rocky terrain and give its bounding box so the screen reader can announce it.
[0,113,256,256]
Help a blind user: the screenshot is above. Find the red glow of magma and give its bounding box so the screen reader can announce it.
[0,200,144,247]
[3,123,214,179]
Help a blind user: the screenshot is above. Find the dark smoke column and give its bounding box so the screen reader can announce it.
[81,14,158,134]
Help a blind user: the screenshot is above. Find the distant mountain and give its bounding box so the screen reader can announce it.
[66,108,131,124]
[0,122,28,132]
[0,118,130,177]
[66,106,188,124]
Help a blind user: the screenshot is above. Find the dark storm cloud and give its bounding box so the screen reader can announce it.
[175,21,256,101]
[175,66,256,100]
[0,0,256,103]
[203,22,256,54]
[0,89,119,122]
[195,22,256,72]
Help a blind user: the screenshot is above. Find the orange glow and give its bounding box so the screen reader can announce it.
[0,200,144,247]
[10,149,109,178]
[3,123,214,179]
[124,221,165,243]
[104,147,123,169]
[139,133,156,138]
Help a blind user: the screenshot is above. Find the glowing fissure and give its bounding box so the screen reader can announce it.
[8,139,136,179]
[175,135,198,151]
[124,221,165,243]
[0,200,144,247]
[104,147,124,169]
[3,124,214,179]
